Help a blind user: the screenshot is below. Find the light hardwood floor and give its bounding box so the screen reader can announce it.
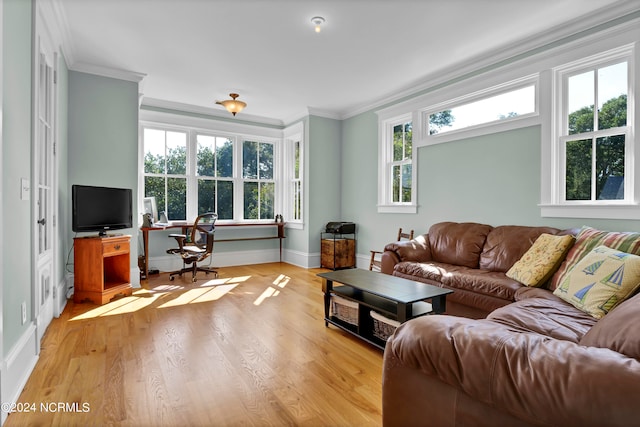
[4,263,383,427]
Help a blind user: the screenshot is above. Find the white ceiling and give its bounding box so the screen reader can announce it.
[58,0,636,123]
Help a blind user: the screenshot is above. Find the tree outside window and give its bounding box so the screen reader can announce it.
[391,122,412,203]
[196,134,234,219]
[243,140,274,220]
[143,129,187,220]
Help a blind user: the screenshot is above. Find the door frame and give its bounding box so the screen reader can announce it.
[31,2,59,349]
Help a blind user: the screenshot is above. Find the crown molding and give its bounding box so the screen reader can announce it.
[341,1,640,120]
[306,107,343,121]
[141,97,285,128]
[69,62,147,84]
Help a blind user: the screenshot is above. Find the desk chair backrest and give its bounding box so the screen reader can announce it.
[191,212,217,254]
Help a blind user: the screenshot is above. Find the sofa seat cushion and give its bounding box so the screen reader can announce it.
[393,260,458,284]
[487,297,597,343]
[440,269,523,302]
[394,261,523,302]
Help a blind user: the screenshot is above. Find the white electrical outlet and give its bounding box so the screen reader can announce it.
[21,302,27,325]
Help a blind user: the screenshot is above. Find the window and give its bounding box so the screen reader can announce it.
[562,60,628,202]
[376,113,416,213]
[291,139,302,221]
[196,134,234,219]
[141,122,292,223]
[283,122,304,225]
[142,128,188,220]
[428,85,536,135]
[546,45,636,216]
[242,140,274,220]
[391,121,413,203]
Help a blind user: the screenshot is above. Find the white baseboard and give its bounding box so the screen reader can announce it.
[148,248,283,273]
[283,249,321,268]
[55,276,68,318]
[1,324,39,425]
[356,253,374,270]
[148,248,326,272]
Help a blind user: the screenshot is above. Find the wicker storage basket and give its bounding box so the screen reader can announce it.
[370,310,401,341]
[330,294,359,325]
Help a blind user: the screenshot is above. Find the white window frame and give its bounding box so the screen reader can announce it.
[238,137,279,221]
[541,42,639,219]
[376,111,417,213]
[283,122,304,228]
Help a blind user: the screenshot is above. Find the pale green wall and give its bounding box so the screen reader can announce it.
[341,111,378,256]
[2,0,32,355]
[307,115,342,254]
[68,71,139,271]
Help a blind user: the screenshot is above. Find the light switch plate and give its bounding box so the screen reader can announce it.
[20,178,30,201]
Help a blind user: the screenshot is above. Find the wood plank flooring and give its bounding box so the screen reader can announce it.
[4,263,383,427]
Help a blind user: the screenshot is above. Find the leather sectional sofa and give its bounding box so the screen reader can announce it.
[380,222,640,426]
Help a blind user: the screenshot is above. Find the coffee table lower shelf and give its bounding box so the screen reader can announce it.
[325,315,388,350]
[325,294,433,350]
[318,269,452,350]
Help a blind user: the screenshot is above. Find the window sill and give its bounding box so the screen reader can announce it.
[377,204,417,214]
[540,203,640,220]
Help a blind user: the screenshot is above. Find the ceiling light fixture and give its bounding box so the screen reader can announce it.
[311,16,325,33]
[215,93,247,116]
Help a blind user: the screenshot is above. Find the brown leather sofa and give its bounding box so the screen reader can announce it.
[381,223,640,426]
[382,288,640,427]
[380,221,572,318]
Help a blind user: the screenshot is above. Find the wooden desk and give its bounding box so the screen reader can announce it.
[140,222,286,279]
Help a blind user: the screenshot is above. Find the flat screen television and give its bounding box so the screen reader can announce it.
[72,184,133,236]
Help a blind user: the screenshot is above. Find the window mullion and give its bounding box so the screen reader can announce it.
[591,136,597,201]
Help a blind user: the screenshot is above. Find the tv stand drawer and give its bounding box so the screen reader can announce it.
[102,237,130,256]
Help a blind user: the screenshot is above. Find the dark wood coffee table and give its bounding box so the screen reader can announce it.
[317,269,452,349]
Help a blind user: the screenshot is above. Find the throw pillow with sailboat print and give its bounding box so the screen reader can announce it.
[554,245,640,319]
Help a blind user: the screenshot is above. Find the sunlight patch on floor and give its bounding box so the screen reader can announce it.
[254,274,291,305]
[69,275,252,318]
[157,284,238,308]
[70,291,162,320]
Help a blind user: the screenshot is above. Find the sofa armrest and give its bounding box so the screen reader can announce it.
[385,315,640,427]
[380,234,431,275]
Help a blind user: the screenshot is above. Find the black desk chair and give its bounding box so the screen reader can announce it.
[166,212,218,282]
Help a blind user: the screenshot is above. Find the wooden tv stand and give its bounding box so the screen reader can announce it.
[74,234,132,305]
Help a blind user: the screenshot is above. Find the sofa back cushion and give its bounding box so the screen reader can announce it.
[479,225,561,272]
[580,292,640,360]
[428,222,492,268]
[549,226,640,291]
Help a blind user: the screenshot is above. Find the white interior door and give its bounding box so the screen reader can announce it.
[33,39,57,345]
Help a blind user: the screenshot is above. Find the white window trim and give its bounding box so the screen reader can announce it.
[541,41,640,220]
[376,111,417,214]
[283,122,304,229]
